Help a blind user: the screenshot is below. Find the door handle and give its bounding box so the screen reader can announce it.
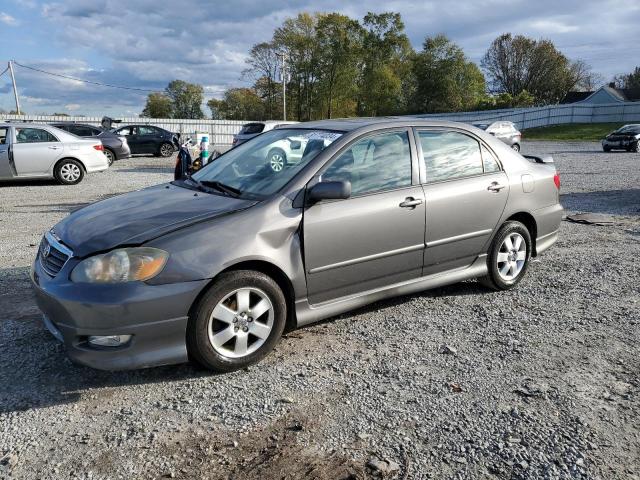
[48,146,62,150]
[487,182,506,192]
[399,197,423,208]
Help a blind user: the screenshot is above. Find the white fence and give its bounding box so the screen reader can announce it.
[3,101,640,142]
[410,101,640,130]
[0,115,247,148]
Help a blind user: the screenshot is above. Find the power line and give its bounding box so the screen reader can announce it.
[12,61,163,93]
[0,66,8,78]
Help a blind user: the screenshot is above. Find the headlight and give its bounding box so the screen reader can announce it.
[70,247,168,283]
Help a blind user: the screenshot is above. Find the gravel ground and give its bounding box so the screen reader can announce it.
[0,143,638,479]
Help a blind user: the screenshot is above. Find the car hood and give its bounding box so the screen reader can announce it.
[53,183,257,257]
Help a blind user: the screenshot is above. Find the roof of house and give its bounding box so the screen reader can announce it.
[561,85,640,104]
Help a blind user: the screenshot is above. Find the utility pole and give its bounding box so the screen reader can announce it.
[277,53,287,121]
[8,61,21,115]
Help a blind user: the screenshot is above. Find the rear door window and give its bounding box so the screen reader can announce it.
[115,127,133,136]
[15,128,59,143]
[0,127,8,145]
[418,130,483,182]
[138,126,157,135]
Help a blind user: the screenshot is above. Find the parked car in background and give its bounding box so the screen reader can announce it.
[473,121,522,151]
[31,118,562,372]
[231,121,298,148]
[51,122,131,166]
[601,124,640,152]
[0,123,109,184]
[111,124,177,157]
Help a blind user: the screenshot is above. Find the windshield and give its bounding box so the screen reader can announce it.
[191,128,343,198]
[616,125,640,134]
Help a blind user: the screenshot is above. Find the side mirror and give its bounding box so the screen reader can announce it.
[288,138,302,150]
[308,180,351,202]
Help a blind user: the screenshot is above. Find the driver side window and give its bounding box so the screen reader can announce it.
[322,131,412,196]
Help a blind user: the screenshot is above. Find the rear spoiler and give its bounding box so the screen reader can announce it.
[523,154,554,164]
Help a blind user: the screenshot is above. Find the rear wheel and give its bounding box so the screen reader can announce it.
[603,145,611,152]
[159,142,174,158]
[479,221,531,291]
[511,143,520,152]
[54,159,84,185]
[632,141,640,153]
[104,148,115,166]
[187,270,287,372]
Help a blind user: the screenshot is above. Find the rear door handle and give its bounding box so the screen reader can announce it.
[399,197,423,208]
[48,146,62,150]
[487,182,506,192]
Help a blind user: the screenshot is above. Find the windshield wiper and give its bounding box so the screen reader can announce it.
[200,180,242,197]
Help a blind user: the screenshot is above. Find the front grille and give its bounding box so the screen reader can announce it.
[39,234,71,277]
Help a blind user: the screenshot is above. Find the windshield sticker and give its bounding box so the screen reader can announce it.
[300,131,343,142]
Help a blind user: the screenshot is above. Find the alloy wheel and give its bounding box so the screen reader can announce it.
[104,150,115,166]
[270,153,284,172]
[207,287,274,359]
[60,163,81,182]
[160,143,174,157]
[496,232,527,281]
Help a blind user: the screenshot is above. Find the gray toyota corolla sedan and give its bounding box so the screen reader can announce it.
[31,118,563,372]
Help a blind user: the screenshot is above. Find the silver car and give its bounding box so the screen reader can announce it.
[31,118,562,372]
[473,121,522,151]
[0,123,109,184]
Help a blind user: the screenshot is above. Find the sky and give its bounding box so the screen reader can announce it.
[0,0,638,117]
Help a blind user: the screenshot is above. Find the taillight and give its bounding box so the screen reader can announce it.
[93,144,104,151]
[553,172,560,189]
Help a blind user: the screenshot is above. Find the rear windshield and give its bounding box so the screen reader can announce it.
[240,123,265,134]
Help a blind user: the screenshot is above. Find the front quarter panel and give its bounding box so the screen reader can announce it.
[146,196,307,299]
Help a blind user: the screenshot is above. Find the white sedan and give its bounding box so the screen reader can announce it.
[0,123,109,185]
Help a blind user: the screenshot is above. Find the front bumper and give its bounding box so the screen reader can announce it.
[602,138,637,149]
[30,258,208,370]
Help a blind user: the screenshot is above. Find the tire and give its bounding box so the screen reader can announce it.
[54,159,85,185]
[187,270,287,372]
[633,142,640,153]
[104,148,115,166]
[603,146,611,152]
[511,143,520,152]
[159,142,174,158]
[267,148,286,172]
[479,221,532,291]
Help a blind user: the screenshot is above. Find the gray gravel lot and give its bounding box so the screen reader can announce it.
[0,143,639,479]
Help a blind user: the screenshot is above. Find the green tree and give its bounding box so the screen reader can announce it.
[315,13,363,118]
[165,80,205,119]
[358,12,413,116]
[411,35,486,113]
[141,92,173,118]
[481,33,594,104]
[207,88,265,120]
[614,66,640,89]
[244,42,281,119]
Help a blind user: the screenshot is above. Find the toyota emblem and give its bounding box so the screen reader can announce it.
[42,244,51,258]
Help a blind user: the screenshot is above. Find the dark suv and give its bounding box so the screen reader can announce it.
[51,123,131,165]
[111,124,177,157]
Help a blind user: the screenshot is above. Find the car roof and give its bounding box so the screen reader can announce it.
[284,117,478,132]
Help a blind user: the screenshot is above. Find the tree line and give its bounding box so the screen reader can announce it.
[141,11,638,121]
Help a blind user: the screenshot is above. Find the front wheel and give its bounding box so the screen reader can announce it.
[54,159,84,185]
[187,270,287,372]
[511,143,520,152]
[267,148,286,172]
[479,221,531,291]
[603,145,611,152]
[632,142,640,153]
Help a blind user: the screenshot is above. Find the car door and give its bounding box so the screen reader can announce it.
[12,127,64,177]
[0,126,13,179]
[137,126,159,154]
[115,126,139,153]
[303,129,426,305]
[416,129,509,274]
